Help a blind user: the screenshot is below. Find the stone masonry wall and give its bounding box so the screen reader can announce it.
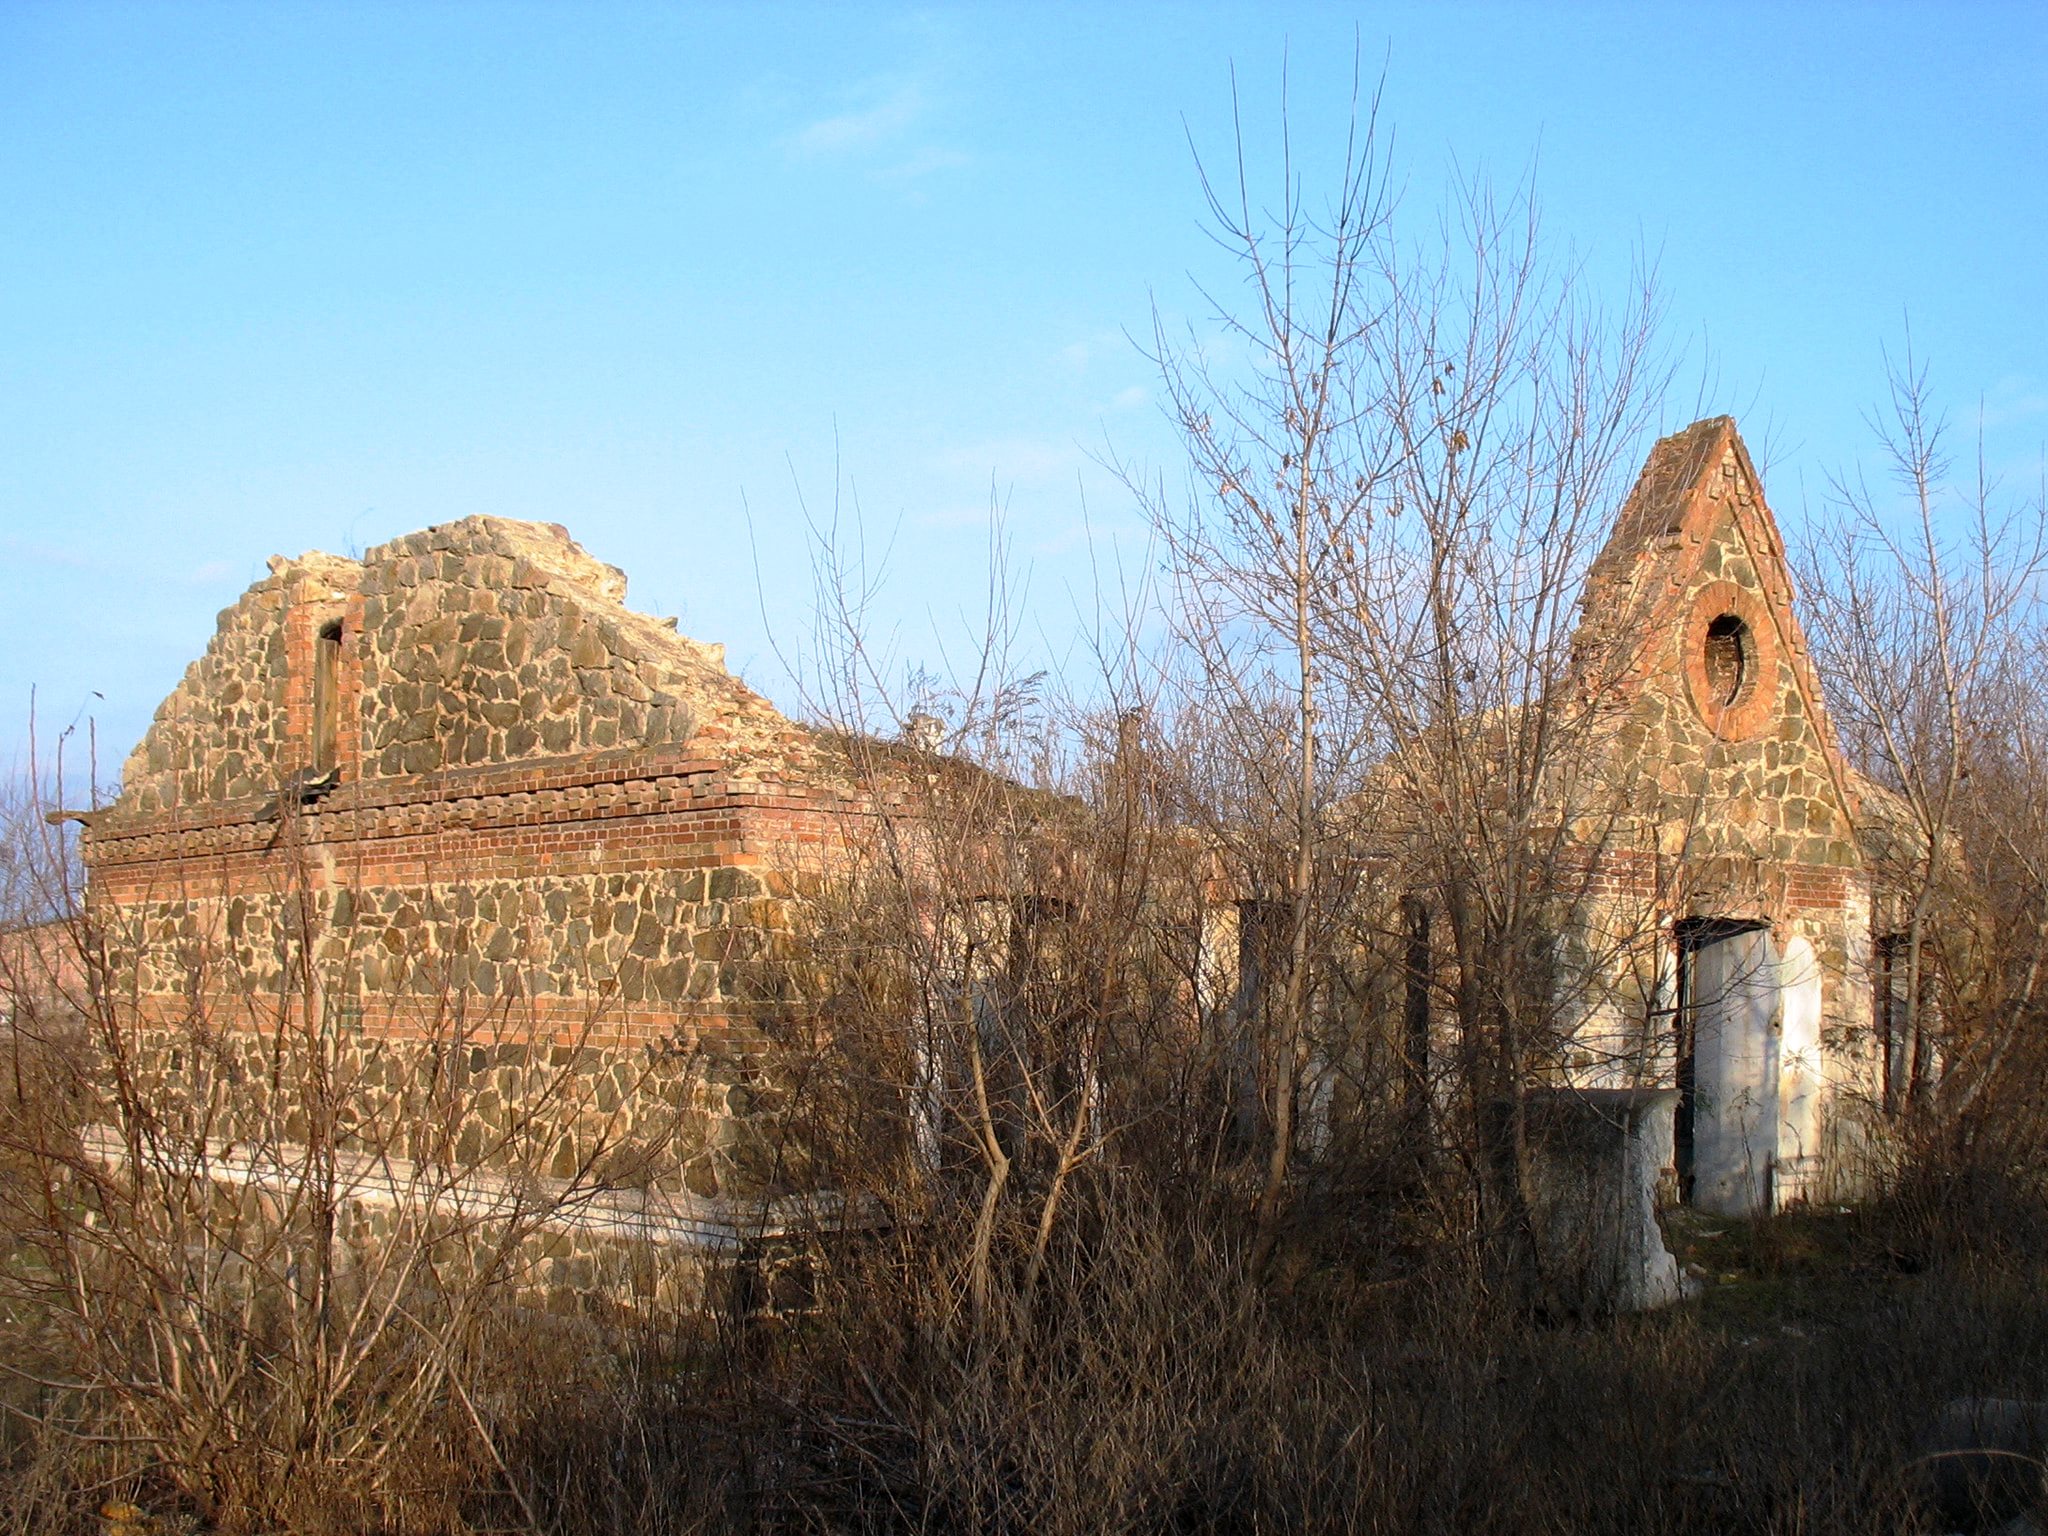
[86,518,875,1203]
[1590,421,1862,897]
[1558,420,1882,1165]
[117,517,816,816]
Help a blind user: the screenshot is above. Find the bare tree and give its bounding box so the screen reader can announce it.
[0,749,701,1531]
[1136,69,1670,1294]
[1132,65,1398,1272]
[1803,343,2048,1123]
[1315,173,1670,1297]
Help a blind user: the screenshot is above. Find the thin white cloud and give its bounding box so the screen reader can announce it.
[1029,518,1122,559]
[789,83,926,157]
[914,503,998,531]
[784,76,968,190]
[1979,385,2048,430]
[0,533,100,570]
[1058,328,1126,374]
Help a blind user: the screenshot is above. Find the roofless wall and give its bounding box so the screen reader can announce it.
[81,518,861,1202]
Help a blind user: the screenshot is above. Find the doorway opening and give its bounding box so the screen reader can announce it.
[1675,916,1777,1215]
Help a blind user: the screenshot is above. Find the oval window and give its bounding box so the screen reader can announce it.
[1703,613,1751,707]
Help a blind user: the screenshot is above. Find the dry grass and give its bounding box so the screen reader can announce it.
[468,1191,2046,1536]
[7,985,2048,1536]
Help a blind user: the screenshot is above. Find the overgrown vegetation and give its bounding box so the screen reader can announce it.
[6,76,2048,1536]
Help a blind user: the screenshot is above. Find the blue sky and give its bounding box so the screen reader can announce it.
[3,2,2044,781]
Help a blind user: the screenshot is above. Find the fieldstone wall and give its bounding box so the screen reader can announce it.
[85,516,877,1218]
[101,864,790,1016]
[85,786,844,1196]
[1558,421,1881,1202]
[120,552,361,811]
[112,1018,786,1201]
[1580,420,1861,890]
[352,521,709,776]
[1372,420,1888,1207]
[1511,1087,1688,1314]
[116,517,816,817]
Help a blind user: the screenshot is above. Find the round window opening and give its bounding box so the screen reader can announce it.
[1703,613,1752,708]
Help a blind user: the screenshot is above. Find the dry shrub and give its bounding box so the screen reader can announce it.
[1872,1063,2048,1275]
[458,1177,2048,1536]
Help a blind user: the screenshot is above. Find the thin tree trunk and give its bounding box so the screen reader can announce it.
[1252,460,1318,1274]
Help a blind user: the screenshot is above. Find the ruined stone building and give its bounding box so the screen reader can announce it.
[1575,416,1920,1214]
[1363,416,1911,1220]
[70,416,1916,1259]
[76,518,869,1225]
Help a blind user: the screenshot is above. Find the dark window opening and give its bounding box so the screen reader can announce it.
[1703,613,1751,707]
[1877,933,1900,1114]
[313,620,344,774]
[1229,900,1290,1148]
[1236,899,1291,1022]
[1402,896,1431,1122]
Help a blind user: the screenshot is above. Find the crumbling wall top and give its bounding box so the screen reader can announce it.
[111,515,813,817]
[364,517,629,605]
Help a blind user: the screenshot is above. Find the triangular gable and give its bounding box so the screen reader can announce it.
[1580,416,1859,828]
